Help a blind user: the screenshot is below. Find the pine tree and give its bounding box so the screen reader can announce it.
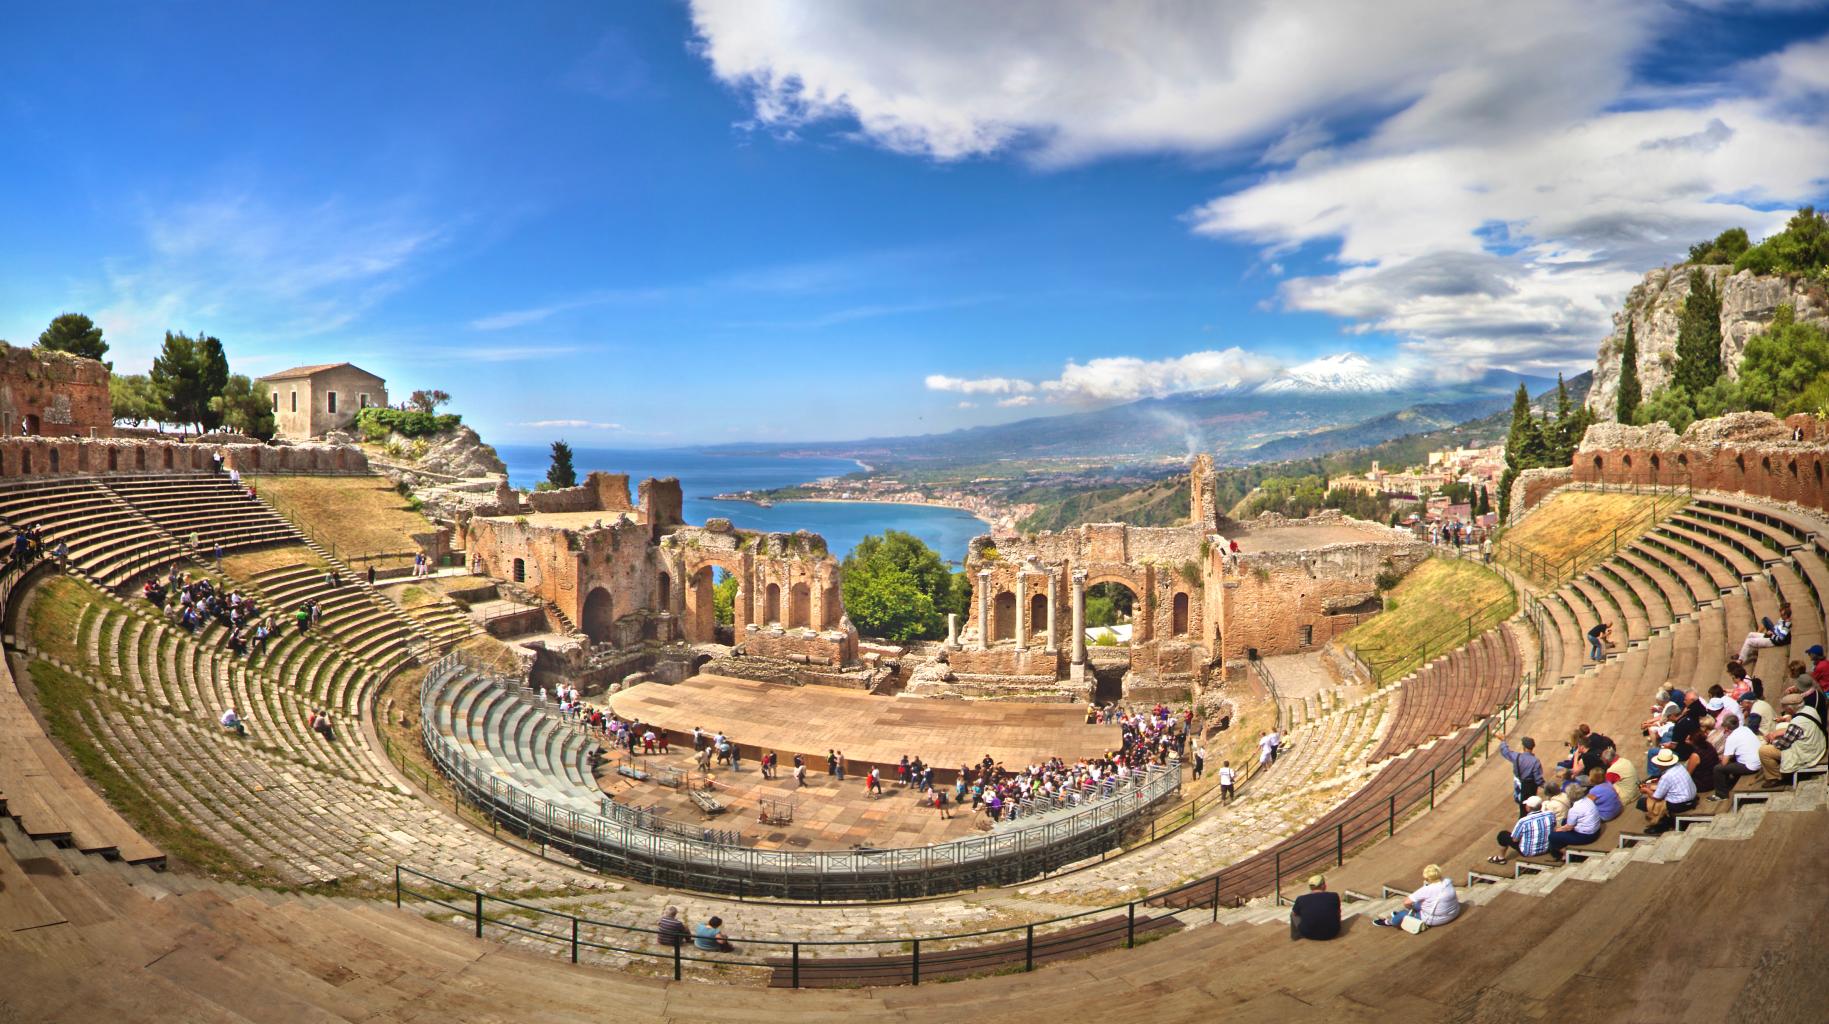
[546,440,578,489]
[1497,383,1535,521]
[1673,269,1723,395]
[1616,317,1642,423]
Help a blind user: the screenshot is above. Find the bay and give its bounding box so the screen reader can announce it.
[495,445,989,562]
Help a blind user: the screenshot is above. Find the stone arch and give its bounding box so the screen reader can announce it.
[822,581,842,629]
[512,558,526,583]
[1677,453,1689,469]
[1761,455,1773,475]
[48,448,59,473]
[788,581,811,628]
[1592,455,1604,474]
[1029,593,1047,637]
[136,447,146,470]
[108,448,119,472]
[582,587,615,644]
[764,582,781,625]
[657,571,671,612]
[992,591,1017,641]
[685,566,719,641]
[1649,453,1660,474]
[1084,575,1145,645]
[1172,592,1190,636]
[163,447,174,469]
[21,414,40,435]
[1622,453,1632,469]
[1735,453,1747,473]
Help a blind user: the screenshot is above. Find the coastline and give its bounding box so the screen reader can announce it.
[710,492,990,519]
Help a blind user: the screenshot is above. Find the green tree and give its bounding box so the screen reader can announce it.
[1616,318,1642,423]
[840,530,959,642]
[37,312,109,364]
[1735,305,1829,415]
[1688,227,1749,265]
[546,440,578,489]
[1498,383,1550,521]
[109,373,165,426]
[1673,270,1723,396]
[409,389,451,413]
[196,335,230,431]
[712,572,739,626]
[1734,207,1829,278]
[209,374,276,439]
[150,331,207,432]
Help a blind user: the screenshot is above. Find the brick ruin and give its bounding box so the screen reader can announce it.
[459,471,859,687]
[0,435,368,479]
[932,455,1428,704]
[1512,411,1829,521]
[0,343,111,438]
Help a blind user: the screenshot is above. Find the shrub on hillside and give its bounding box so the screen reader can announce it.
[1733,207,1829,279]
[354,406,462,441]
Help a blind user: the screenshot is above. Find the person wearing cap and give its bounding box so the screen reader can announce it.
[1289,874,1341,941]
[1758,704,1826,787]
[1640,749,1696,832]
[1739,690,1777,735]
[1490,795,1557,864]
[1497,735,1544,813]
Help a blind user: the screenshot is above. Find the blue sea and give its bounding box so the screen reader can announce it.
[495,445,989,562]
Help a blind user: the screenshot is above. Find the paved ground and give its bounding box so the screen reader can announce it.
[607,675,1120,781]
[595,746,996,850]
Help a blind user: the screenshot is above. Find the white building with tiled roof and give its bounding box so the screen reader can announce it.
[257,362,387,440]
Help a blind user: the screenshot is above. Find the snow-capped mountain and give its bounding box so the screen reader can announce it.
[1252,353,1418,394]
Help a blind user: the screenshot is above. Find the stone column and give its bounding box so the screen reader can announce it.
[1014,574,1028,650]
[1070,570,1088,665]
[946,612,958,649]
[1045,569,1059,654]
[976,569,992,651]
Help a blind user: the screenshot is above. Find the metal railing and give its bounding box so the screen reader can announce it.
[394,664,1540,987]
[1495,486,1690,588]
[417,652,1182,901]
[1350,585,1516,687]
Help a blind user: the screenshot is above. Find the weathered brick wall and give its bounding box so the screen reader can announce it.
[1571,412,1829,509]
[0,437,366,479]
[1214,538,1428,663]
[0,343,111,438]
[526,471,636,514]
[741,625,857,667]
[1508,466,1575,522]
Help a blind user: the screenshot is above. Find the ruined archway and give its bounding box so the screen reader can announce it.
[788,582,811,628]
[764,583,781,625]
[1172,592,1190,636]
[657,571,671,612]
[1084,578,1141,705]
[582,586,615,645]
[20,414,40,436]
[1029,593,1047,640]
[992,591,1017,641]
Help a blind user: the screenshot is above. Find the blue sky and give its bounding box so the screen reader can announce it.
[4,2,1827,445]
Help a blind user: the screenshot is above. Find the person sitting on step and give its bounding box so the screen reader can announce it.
[1290,874,1341,941]
[1584,768,1624,822]
[1373,864,1459,931]
[1490,795,1556,864]
[1758,704,1825,788]
[692,916,733,953]
[1737,603,1792,667]
[1639,749,1697,833]
[1709,714,1761,801]
[1548,784,1602,851]
[219,708,245,737]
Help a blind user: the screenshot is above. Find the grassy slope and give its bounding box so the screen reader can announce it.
[1497,491,1671,585]
[25,577,271,883]
[1342,558,1515,684]
[252,474,435,567]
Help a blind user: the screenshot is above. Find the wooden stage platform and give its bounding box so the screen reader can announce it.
[605,674,1119,781]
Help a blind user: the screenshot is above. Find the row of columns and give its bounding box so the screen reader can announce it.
[966,567,1085,666]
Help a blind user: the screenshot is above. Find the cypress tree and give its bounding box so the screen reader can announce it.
[1616,317,1642,423]
[1673,269,1723,395]
[546,440,578,489]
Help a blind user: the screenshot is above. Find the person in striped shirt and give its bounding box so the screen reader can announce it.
[1489,796,1556,864]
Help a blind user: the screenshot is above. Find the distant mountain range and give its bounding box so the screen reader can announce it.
[709,357,1560,468]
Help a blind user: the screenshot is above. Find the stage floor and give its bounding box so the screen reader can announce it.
[599,674,1124,851]
[606,674,1118,778]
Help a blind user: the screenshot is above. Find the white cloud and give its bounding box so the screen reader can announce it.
[955,400,977,409]
[1040,349,1283,402]
[94,190,445,369]
[516,419,623,430]
[928,347,1289,406]
[924,374,1036,395]
[688,0,1654,164]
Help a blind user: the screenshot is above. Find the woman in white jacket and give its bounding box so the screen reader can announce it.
[1374,863,1460,931]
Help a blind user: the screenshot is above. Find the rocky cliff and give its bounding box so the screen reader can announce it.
[1586,265,1829,421]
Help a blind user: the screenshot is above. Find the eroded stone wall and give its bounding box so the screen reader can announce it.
[1571,412,1829,508]
[0,344,110,438]
[0,436,367,479]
